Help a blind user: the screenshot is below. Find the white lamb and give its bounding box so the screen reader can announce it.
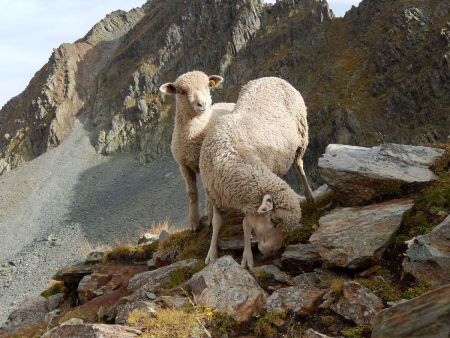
[160,71,235,231]
[199,77,314,269]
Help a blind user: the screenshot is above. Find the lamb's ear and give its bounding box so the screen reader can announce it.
[257,194,274,214]
[208,75,223,88]
[160,83,177,95]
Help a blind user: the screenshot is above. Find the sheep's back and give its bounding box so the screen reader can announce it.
[233,77,308,175]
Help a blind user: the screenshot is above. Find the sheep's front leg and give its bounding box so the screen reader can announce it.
[241,216,254,269]
[205,206,222,264]
[294,156,315,203]
[179,164,199,231]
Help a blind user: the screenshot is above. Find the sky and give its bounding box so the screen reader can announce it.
[0,0,361,108]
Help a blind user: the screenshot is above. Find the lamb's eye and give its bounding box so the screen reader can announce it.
[267,198,272,203]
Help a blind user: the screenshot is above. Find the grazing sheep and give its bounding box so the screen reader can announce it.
[199,77,314,269]
[160,71,235,231]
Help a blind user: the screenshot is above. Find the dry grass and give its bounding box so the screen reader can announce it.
[330,277,345,296]
[40,280,65,298]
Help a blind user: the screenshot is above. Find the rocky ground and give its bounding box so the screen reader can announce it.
[1,142,448,337]
[0,121,204,325]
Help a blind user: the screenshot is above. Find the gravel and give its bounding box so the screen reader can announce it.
[0,121,199,324]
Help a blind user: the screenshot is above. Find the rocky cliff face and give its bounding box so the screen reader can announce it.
[0,0,449,179]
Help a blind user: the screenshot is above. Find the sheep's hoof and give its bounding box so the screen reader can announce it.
[205,250,217,265]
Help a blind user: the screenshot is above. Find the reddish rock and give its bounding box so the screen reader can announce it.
[325,281,384,326]
[310,199,414,269]
[372,284,450,338]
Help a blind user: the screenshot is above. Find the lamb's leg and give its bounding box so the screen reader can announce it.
[241,216,254,269]
[179,165,200,231]
[205,206,222,264]
[294,156,315,203]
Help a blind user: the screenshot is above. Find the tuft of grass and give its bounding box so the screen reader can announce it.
[128,308,203,338]
[341,326,370,338]
[105,242,158,263]
[41,280,65,298]
[402,282,431,299]
[209,310,237,334]
[253,312,287,337]
[330,277,345,297]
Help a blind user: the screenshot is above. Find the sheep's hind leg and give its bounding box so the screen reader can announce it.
[205,197,213,227]
[180,165,200,231]
[205,206,222,264]
[241,216,254,269]
[294,156,315,203]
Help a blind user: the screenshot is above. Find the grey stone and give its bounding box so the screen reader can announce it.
[47,293,64,311]
[188,255,266,322]
[85,251,107,264]
[4,296,49,330]
[372,284,450,338]
[281,243,321,273]
[42,322,142,338]
[403,215,450,287]
[138,233,159,245]
[265,286,325,316]
[325,281,384,326]
[319,144,444,205]
[115,301,159,325]
[305,328,334,338]
[310,199,414,269]
[127,259,201,299]
[252,265,293,285]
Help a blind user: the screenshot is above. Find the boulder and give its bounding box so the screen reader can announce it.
[372,284,450,338]
[3,296,49,330]
[403,215,450,287]
[318,144,444,205]
[78,273,113,303]
[264,286,324,316]
[281,243,322,273]
[42,321,142,338]
[138,233,159,245]
[47,293,64,311]
[218,238,257,251]
[324,281,384,326]
[310,199,414,269]
[188,255,267,322]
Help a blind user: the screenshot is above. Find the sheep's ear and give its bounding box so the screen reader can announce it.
[257,194,274,214]
[160,83,177,95]
[208,75,223,88]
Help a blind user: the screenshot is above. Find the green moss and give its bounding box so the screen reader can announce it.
[210,310,237,334]
[41,281,65,298]
[105,241,158,262]
[341,326,370,338]
[253,312,287,337]
[357,268,402,302]
[402,282,431,299]
[162,263,206,290]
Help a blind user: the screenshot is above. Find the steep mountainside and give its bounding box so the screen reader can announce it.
[0,0,449,182]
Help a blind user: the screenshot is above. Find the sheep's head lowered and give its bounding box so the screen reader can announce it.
[160,71,223,115]
[249,193,302,256]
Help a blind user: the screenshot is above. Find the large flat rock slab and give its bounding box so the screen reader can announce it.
[310,199,414,269]
[188,256,267,322]
[403,215,450,287]
[318,144,444,205]
[372,284,450,338]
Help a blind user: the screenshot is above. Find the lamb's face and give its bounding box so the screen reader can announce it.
[159,71,223,115]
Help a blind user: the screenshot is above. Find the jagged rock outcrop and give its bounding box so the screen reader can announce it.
[310,199,414,269]
[403,215,450,287]
[1,0,447,185]
[372,284,450,338]
[319,144,445,205]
